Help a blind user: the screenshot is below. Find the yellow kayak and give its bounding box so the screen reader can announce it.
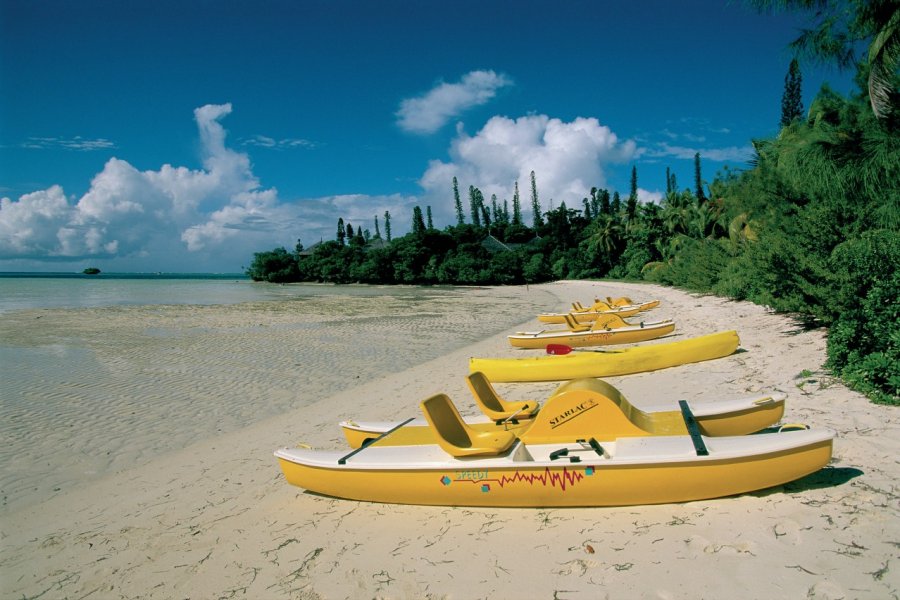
[473,330,740,382]
[275,392,832,508]
[340,373,786,448]
[508,313,675,349]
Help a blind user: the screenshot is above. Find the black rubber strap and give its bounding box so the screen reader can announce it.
[678,400,709,456]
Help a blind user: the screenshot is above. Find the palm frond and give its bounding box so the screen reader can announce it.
[866,7,900,119]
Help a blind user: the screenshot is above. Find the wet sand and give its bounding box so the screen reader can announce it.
[1,281,897,599]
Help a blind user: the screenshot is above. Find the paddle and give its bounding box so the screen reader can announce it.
[545,344,620,355]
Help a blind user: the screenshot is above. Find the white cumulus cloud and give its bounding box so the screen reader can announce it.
[0,104,305,270]
[396,70,512,134]
[419,114,637,224]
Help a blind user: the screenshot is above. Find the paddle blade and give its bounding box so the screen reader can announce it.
[546,344,574,355]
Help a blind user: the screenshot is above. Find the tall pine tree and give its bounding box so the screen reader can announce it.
[780,58,804,127]
[530,170,544,228]
[469,186,482,227]
[512,181,522,225]
[412,206,426,236]
[626,166,638,222]
[694,153,706,204]
[453,176,464,225]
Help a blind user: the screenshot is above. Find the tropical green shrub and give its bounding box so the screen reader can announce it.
[825,230,900,404]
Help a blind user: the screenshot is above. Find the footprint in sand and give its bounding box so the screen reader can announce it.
[807,579,846,600]
[773,519,803,545]
[684,534,758,557]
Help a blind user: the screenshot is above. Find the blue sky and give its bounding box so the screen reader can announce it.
[0,0,855,272]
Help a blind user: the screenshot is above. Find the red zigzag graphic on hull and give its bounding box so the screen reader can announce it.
[495,467,585,491]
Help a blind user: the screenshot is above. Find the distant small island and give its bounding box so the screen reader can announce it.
[82,267,101,275]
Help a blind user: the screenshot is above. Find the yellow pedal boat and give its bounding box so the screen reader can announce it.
[539,304,647,323]
[537,298,660,323]
[602,296,636,307]
[275,393,833,508]
[574,298,660,313]
[474,330,740,382]
[509,313,675,349]
[339,372,786,448]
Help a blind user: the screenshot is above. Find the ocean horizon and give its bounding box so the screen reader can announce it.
[0,271,248,279]
[0,274,358,313]
[0,274,478,313]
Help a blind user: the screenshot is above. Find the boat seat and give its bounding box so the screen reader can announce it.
[589,300,613,312]
[467,371,539,422]
[563,313,590,332]
[420,394,517,458]
[590,313,628,331]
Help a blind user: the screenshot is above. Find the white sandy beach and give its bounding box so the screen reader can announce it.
[1,280,897,599]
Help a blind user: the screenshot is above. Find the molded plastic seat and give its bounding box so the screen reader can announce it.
[420,394,517,457]
[466,371,539,422]
[605,296,633,307]
[590,313,629,331]
[563,313,591,332]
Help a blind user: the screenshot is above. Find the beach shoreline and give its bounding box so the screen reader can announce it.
[1,280,897,599]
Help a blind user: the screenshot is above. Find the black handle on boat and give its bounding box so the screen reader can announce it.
[499,404,530,427]
[337,417,416,465]
[678,400,709,456]
[549,448,569,460]
[588,437,604,456]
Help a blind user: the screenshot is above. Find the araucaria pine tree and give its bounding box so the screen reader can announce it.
[626,166,638,222]
[453,176,464,225]
[337,217,346,245]
[426,206,433,230]
[694,153,706,204]
[512,181,522,225]
[530,170,544,228]
[412,206,426,236]
[469,186,482,227]
[374,214,381,239]
[780,58,804,127]
[384,210,392,242]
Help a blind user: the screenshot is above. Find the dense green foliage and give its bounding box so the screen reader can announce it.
[249,65,898,404]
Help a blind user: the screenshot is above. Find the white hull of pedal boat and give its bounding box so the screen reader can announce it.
[275,428,833,508]
[509,319,675,349]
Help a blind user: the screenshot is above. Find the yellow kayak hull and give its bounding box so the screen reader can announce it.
[340,378,785,448]
[473,330,740,382]
[275,430,833,507]
[508,320,675,349]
